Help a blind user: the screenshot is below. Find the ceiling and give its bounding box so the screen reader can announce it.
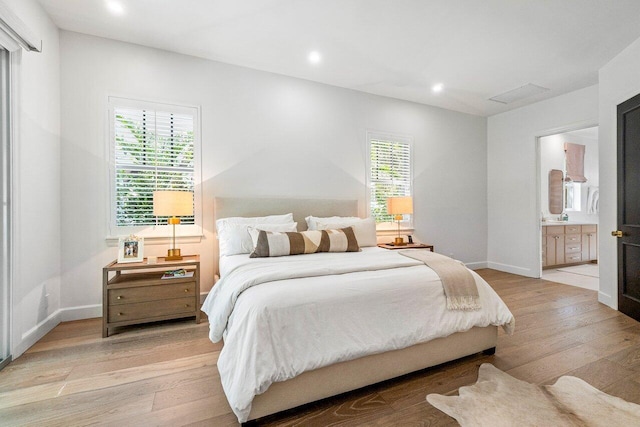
[38,0,640,116]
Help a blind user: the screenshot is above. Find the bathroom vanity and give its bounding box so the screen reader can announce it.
[542,223,597,268]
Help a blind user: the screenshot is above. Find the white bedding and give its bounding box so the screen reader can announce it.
[202,247,515,422]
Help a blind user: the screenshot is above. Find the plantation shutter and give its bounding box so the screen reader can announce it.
[114,107,195,226]
[369,138,412,223]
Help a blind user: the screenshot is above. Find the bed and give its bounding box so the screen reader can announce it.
[202,197,515,424]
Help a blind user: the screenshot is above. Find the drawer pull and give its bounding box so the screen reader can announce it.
[118,312,123,316]
[184,304,190,308]
[184,289,189,293]
[117,296,123,300]
[555,236,559,240]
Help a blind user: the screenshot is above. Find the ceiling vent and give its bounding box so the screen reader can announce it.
[489,83,550,104]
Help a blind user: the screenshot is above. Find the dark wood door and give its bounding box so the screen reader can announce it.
[617,93,640,321]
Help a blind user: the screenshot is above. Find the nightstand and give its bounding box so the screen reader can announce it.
[378,243,434,251]
[102,255,200,337]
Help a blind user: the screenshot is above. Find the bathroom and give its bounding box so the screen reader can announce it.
[539,126,599,289]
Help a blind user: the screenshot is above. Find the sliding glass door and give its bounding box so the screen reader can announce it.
[0,47,11,370]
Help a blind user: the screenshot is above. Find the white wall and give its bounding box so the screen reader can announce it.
[540,130,599,223]
[3,0,61,357]
[59,31,488,317]
[487,85,598,278]
[598,35,640,309]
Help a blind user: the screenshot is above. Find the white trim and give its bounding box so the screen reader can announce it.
[0,1,41,52]
[105,234,202,246]
[14,310,60,357]
[598,291,616,309]
[106,95,203,239]
[0,47,10,363]
[465,261,488,270]
[8,48,18,358]
[60,304,102,322]
[486,261,536,278]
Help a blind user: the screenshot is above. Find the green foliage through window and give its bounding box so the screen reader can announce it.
[114,107,194,226]
[369,138,412,223]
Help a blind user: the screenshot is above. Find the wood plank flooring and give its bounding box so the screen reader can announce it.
[1,269,639,426]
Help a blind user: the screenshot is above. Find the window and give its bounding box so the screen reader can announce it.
[564,182,581,211]
[367,132,413,226]
[109,97,201,236]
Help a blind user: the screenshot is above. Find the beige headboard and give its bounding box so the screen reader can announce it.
[213,197,359,231]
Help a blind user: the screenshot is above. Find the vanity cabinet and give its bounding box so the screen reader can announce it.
[543,226,565,267]
[581,225,598,262]
[542,224,597,269]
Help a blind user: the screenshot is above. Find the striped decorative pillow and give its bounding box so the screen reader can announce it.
[249,227,360,258]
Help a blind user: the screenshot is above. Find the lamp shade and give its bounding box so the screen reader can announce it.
[387,196,413,215]
[153,191,194,217]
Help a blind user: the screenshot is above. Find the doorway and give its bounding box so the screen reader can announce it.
[538,126,599,291]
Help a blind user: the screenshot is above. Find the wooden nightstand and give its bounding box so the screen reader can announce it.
[102,255,200,337]
[378,243,434,251]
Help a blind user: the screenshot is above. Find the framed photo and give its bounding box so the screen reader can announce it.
[118,235,144,263]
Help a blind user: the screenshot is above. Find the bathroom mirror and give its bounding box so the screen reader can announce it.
[549,169,563,214]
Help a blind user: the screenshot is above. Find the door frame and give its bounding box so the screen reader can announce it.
[535,121,598,278]
[0,47,12,370]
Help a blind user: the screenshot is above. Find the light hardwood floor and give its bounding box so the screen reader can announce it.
[2,269,640,426]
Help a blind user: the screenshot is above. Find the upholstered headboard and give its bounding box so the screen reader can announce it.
[213,197,359,231]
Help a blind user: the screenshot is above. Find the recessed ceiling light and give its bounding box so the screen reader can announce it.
[308,51,321,64]
[432,83,444,93]
[106,0,125,15]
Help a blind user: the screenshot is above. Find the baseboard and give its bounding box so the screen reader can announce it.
[14,310,61,358]
[60,304,102,322]
[598,291,616,309]
[465,261,488,270]
[486,261,535,278]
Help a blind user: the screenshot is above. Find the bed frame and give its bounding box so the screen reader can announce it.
[213,197,498,423]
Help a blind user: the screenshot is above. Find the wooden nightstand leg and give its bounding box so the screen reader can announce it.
[102,269,109,338]
[195,266,201,324]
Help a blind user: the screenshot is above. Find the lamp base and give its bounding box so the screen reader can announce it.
[394,237,407,246]
[165,249,183,261]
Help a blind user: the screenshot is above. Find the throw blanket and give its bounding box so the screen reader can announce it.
[399,250,480,310]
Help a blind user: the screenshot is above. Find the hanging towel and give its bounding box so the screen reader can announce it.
[565,143,587,182]
[587,186,599,214]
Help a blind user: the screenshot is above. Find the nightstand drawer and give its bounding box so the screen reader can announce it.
[108,297,195,323]
[109,281,195,305]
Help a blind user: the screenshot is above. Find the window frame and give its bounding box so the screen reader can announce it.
[366,131,414,232]
[107,96,203,240]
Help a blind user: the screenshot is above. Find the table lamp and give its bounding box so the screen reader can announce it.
[153,190,193,260]
[387,196,413,246]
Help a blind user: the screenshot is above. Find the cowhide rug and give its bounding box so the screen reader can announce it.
[426,363,640,426]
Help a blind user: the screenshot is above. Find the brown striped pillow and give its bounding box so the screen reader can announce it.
[248,227,360,258]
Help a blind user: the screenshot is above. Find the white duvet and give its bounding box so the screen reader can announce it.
[201,247,515,422]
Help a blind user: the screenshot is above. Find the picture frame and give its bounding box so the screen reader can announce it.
[118,235,144,263]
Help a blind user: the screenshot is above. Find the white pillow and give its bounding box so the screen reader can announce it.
[315,217,377,247]
[216,213,294,232]
[216,213,295,257]
[218,222,298,257]
[305,215,361,231]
